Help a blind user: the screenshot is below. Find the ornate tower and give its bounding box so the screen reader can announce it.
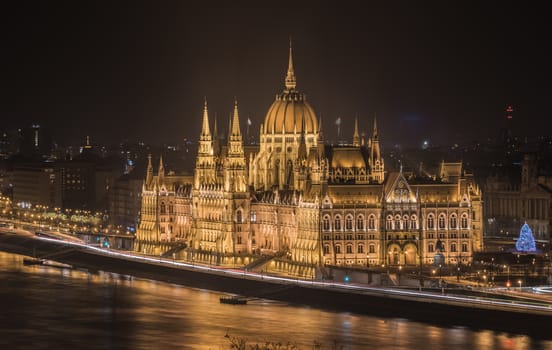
[194,99,217,189]
[221,100,250,256]
[369,116,384,183]
[251,41,319,191]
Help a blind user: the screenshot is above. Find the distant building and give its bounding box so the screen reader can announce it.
[136,46,483,277]
[108,164,147,234]
[484,154,552,242]
[12,162,62,208]
[10,139,124,211]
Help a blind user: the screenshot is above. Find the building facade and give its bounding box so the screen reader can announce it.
[136,47,483,277]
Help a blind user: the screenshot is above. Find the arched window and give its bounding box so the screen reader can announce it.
[345,214,353,231]
[461,213,468,229]
[236,210,243,223]
[346,245,353,254]
[334,215,342,231]
[369,244,375,253]
[335,245,341,254]
[386,215,393,230]
[438,214,446,229]
[450,214,457,229]
[368,215,376,230]
[462,242,468,252]
[323,245,330,254]
[169,203,174,215]
[451,243,457,252]
[395,214,402,230]
[160,202,166,214]
[410,215,417,230]
[403,215,409,230]
[323,215,330,231]
[427,214,435,229]
[358,244,364,254]
[428,243,434,252]
[356,215,364,231]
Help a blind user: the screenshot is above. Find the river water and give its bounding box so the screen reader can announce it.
[0,252,550,350]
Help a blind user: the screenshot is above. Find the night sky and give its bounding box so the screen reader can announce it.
[1,1,549,148]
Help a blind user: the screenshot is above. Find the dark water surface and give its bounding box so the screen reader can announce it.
[0,252,550,349]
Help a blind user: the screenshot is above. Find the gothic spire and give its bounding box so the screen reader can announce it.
[146,153,153,186]
[318,115,324,139]
[158,155,165,184]
[230,98,242,139]
[285,38,296,91]
[372,115,378,140]
[201,97,211,138]
[213,115,220,156]
[353,116,360,147]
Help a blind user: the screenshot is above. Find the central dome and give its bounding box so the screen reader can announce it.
[264,91,318,134]
[263,44,318,134]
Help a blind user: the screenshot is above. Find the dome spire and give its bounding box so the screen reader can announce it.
[285,37,296,91]
[372,115,378,140]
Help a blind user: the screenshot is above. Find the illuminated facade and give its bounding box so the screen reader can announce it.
[136,46,483,277]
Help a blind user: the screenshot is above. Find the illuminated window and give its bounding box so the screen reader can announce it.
[427,214,435,229]
[461,214,468,229]
[438,214,446,229]
[250,211,257,223]
[356,215,364,231]
[368,215,376,230]
[386,215,393,230]
[395,214,401,230]
[410,215,417,229]
[323,215,330,231]
[334,215,342,231]
[450,214,457,229]
[345,215,353,231]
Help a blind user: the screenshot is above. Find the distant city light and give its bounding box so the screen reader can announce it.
[422,140,429,149]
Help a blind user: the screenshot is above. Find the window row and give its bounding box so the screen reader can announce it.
[322,214,379,231]
[323,244,377,255]
[427,242,469,253]
[384,214,419,230]
[426,213,469,230]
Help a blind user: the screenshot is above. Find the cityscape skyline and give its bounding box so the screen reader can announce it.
[1,2,549,148]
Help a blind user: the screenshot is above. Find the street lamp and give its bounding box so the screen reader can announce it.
[398,265,402,285]
[504,264,510,288]
[518,279,522,291]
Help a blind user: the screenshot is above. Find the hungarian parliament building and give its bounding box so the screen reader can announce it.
[136,47,483,278]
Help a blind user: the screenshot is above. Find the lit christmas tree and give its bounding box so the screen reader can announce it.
[515,223,536,252]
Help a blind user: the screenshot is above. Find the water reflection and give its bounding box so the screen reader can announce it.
[0,252,550,350]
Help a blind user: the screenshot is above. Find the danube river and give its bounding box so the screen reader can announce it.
[0,252,550,350]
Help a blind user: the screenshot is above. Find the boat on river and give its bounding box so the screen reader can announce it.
[219,295,247,305]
